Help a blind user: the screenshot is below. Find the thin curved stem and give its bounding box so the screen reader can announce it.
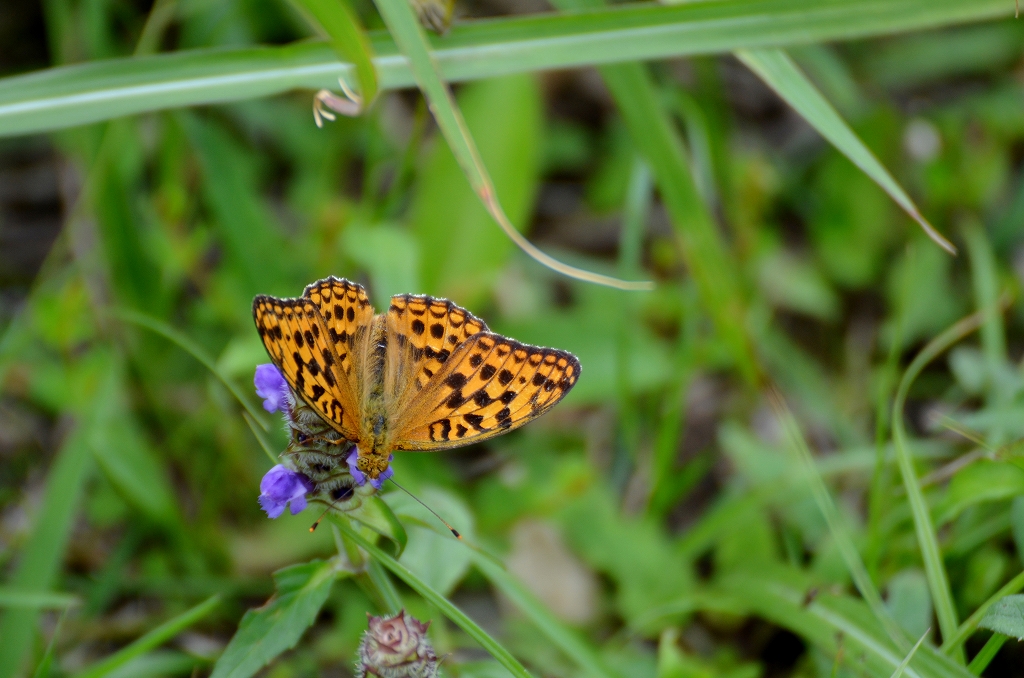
[891,303,1005,662]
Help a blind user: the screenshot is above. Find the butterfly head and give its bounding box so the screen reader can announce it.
[357,450,392,480]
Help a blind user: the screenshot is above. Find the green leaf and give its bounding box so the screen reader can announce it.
[936,460,1024,524]
[389,487,475,596]
[1,1,1007,136]
[886,570,932,641]
[98,651,212,678]
[978,595,1024,640]
[863,23,1024,88]
[75,595,220,678]
[210,560,340,678]
[290,0,377,104]
[350,495,409,559]
[942,570,1024,655]
[735,48,955,254]
[558,486,692,623]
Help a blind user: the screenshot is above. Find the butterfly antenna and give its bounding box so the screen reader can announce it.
[388,478,462,539]
[309,490,353,532]
[309,503,333,532]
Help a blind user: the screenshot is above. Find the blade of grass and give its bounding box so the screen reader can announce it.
[31,611,67,678]
[242,411,282,466]
[331,522,403,612]
[769,389,910,651]
[330,516,535,678]
[552,0,758,382]
[0,430,92,678]
[963,222,1010,444]
[0,589,80,609]
[0,369,108,678]
[716,569,975,678]
[892,304,1006,661]
[866,244,914,581]
[615,158,653,477]
[75,595,220,678]
[966,633,1007,675]
[470,551,621,678]
[112,308,268,431]
[942,570,1024,654]
[892,630,930,678]
[735,48,955,255]
[290,0,377,105]
[0,0,1010,136]
[365,560,404,613]
[372,0,651,291]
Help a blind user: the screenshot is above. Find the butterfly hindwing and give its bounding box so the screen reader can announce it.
[390,331,581,450]
[253,280,371,440]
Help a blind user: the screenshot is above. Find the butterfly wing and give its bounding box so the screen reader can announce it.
[253,277,374,440]
[382,293,489,414]
[389,331,581,450]
[302,277,376,386]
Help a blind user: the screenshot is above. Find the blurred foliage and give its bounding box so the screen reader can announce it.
[2,0,1024,677]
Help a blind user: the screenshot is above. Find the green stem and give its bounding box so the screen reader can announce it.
[942,569,1024,654]
[114,309,269,430]
[75,595,220,678]
[967,633,1007,675]
[892,308,993,662]
[331,516,535,678]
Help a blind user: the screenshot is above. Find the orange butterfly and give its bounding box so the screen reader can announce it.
[253,278,581,481]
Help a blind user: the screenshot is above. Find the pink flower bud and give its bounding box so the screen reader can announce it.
[356,610,437,678]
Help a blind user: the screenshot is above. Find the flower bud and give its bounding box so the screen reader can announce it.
[356,609,438,678]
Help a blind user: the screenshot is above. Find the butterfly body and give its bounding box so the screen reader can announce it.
[254,277,581,480]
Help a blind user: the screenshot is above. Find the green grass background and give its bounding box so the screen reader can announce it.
[1,0,1024,676]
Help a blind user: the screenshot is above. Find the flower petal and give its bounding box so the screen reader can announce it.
[258,494,286,519]
[346,448,367,486]
[254,364,289,413]
[370,467,394,490]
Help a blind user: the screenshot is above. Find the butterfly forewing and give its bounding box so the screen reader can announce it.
[390,331,581,451]
[303,277,375,380]
[384,294,488,410]
[253,283,371,440]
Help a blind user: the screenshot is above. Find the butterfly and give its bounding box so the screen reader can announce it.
[253,277,581,481]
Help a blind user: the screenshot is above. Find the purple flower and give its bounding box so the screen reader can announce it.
[258,464,314,518]
[255,364,289,414]
[347,448,395,490]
